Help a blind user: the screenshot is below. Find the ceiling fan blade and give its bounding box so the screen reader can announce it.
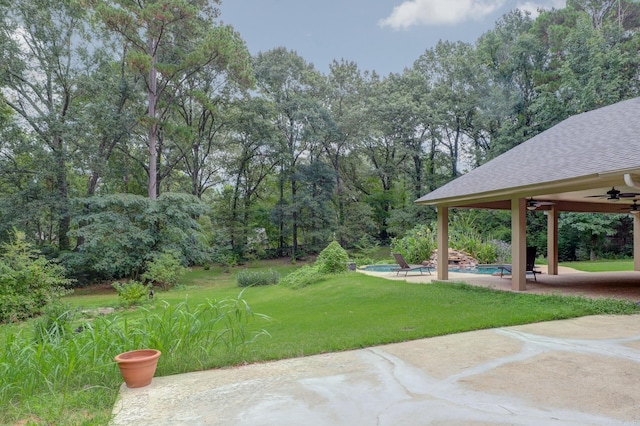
[619,193,640,198]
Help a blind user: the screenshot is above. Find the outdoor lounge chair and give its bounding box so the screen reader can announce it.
[392,253,432,276]
[498,247,541,281]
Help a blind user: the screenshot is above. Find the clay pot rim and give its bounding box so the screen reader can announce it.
[115,349,161,363]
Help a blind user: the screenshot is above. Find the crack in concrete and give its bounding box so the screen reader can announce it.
[495,328,640,361]
[363,336,636,426]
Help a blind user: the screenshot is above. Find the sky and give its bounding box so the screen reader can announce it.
[219,0,566,76]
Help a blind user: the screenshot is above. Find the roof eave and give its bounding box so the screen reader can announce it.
[414,173,610,207]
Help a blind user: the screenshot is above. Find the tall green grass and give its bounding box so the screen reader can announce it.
[1,262,639,424]
[1,294,266,425]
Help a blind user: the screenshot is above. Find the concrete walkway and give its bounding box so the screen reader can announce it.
[111,314,640,425]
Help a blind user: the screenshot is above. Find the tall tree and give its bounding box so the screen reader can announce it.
[359,75,415,240]
[321,60,373,244]
[222,96,280,254]
[253,47,325,259]
[417,41,481,177]
[0,0,92,250]
[294,161,337,251]
[567,0,618,28]
[94,0,254,199]
[75,46,141,197]
[476,10,547,155]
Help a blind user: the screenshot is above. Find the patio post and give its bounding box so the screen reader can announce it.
[437,205,449,280]
[635,213,640,271]
[511,198,527,291]
[547,206,558,275]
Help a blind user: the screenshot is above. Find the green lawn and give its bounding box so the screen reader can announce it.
[2,260,639,425]
[560,259,634,272]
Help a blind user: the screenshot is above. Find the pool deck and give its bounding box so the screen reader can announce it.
[357,265,640,301]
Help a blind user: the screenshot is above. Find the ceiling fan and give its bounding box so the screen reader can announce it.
[526,198,555,211]
[585,186,640,201]
[620,200,640,214]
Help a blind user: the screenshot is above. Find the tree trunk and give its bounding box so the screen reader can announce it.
[148,38,158,200]
[278,171,285,255]
[291,178,298,261]
[55,146,70,251]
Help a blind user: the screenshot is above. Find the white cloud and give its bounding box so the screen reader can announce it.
[379,0,507,30]
[516,0,566,18]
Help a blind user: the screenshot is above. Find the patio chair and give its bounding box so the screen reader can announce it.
[392,253,432,276]
[498,247,541,281]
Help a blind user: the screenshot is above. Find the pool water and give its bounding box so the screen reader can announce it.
[361,264,505,275]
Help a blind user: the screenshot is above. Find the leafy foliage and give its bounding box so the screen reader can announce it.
[236,269,280,287]
[142,251,188,291]
[0,230,72,323]
[112,280,150,307]
[279,264,322,289]
[316,241,349,274]
[1,0,640,278]
[390,224,437,264]
[391,222,505,264]
[450,229,500,264]
[281,241,350,288]
[71,193,208,280]
[558,213,626,261]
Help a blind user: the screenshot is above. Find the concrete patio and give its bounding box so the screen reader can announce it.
[111,313,640,425]
[359,267,640,301]
[110,269,640,425]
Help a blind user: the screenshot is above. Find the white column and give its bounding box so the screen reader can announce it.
[437,205,449,280]
[511,198,527,291]
[547,206,558,275]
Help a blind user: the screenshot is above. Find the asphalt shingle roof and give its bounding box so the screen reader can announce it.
[415,97,640,204]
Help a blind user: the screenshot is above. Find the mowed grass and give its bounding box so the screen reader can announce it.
[560,259,634,272]
[2,259,639,425]
[225,274,639,362]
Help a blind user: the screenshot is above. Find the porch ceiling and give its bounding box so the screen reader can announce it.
[441,176,640,213]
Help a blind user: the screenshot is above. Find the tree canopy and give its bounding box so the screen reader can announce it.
[1,0,639,282]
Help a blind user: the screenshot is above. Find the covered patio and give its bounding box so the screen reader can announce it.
[415,97,640,291]
[358,266,640,301]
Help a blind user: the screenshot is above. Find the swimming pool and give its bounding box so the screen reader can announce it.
[361,264,505,275]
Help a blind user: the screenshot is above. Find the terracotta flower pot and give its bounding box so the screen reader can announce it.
[114,349,161,388]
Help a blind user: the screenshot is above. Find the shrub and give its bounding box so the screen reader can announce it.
[353,235,380,257]
[237,269,280,287]
[450,229,504,264]
[113,280,150,307]
[350,257,375,267]
[142,251,188,291]
[0,230,72,323]
[281,241,352,289]
[316,241,349,274]
[390,224,437,264]
[57,251,107,287]
[279,265,321,289]
[391,223,508,265]
[71,193,209,280]
[490,240,511,264]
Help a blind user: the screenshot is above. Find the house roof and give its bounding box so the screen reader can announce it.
[415,97,640,209]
